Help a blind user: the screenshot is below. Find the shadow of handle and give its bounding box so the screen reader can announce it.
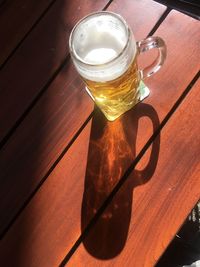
[81,103,160,260]
[134,103,160,185]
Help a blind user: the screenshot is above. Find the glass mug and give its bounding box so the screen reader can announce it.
[69,11,166,121]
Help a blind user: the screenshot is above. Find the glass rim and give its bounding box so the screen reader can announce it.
[69,11,131,67]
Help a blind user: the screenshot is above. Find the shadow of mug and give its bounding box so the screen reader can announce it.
[81,102,160,259]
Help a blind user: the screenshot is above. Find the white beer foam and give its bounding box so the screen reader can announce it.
[77,38,136,82]
[72,13,136,82]
[84,48,118,65]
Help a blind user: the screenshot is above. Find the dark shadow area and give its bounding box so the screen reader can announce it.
[153,0,200,20]
[1,0,116,266]
[156,201,200,267]
[81,102,160,259]
[0,0,64,266]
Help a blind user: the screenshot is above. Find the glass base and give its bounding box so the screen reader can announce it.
[137,81,150,103]
[106,81,150,121]
[86,81,150,121]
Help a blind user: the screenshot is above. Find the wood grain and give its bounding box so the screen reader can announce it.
[67,78,200,267]
[0,0,166,238]
[0,122,92,267]
[0,0,53,67]
[0,0,109,143]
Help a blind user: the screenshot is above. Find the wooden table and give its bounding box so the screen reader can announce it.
[0,0,199,266]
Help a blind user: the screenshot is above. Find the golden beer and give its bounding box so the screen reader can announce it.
[83,58,140,121]
[69,11,166,121]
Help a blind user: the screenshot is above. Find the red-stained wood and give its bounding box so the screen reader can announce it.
[0,0,54,66]
[67,78,200,267]
[0,122,92,267]
[0,0,109,143]
[0,0,166,238]
[0,61,93,237]
[0,8,199,267]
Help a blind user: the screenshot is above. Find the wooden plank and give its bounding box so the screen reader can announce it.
[107,0,166,40]
[0,0,54,67]
[0,60,93,236]
[0,0,167,265]
[0,0,109,143]
[67,78,200,267]
[0,122,92,267]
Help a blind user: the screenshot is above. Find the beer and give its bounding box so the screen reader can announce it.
[69,12,139,120]
[83,58,140,121]
[80,28,139,120]
[69,11,166,121]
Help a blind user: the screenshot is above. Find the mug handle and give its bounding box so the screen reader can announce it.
[137,36,167,79]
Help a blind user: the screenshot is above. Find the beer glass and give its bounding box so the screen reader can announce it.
[69,11,166,121]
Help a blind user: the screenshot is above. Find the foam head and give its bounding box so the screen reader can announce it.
[69,12,136,82]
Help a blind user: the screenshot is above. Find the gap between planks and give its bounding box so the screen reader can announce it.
[0,0,57,70]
